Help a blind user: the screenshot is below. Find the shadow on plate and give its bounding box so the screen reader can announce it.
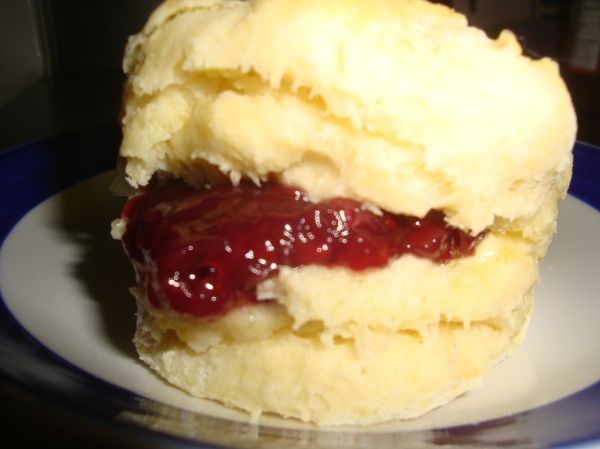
[53,170,137,359]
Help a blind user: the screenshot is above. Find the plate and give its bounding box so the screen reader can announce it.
[1,125,600,448]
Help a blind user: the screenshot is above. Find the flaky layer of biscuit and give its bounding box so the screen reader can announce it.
[117,0,575,426]
[120,0,575,235]
[132,231,537,425]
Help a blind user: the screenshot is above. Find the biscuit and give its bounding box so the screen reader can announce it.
[132,233,536,424]
[115,0,576,425]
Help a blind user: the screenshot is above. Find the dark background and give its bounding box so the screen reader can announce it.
[0,1,598,447]
[0,0,160,150]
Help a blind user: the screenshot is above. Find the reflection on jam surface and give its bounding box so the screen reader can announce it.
[122,179,482,318]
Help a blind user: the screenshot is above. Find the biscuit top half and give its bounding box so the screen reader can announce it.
[119,0,576,236]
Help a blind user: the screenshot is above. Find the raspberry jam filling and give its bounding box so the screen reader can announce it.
[122,179,483,318]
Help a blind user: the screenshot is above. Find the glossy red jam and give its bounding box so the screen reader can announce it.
[122,179,482,318]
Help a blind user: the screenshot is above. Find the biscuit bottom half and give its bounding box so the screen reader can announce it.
[131,231,537,426]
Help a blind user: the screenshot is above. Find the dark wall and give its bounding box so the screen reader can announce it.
[40,0,162,75]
